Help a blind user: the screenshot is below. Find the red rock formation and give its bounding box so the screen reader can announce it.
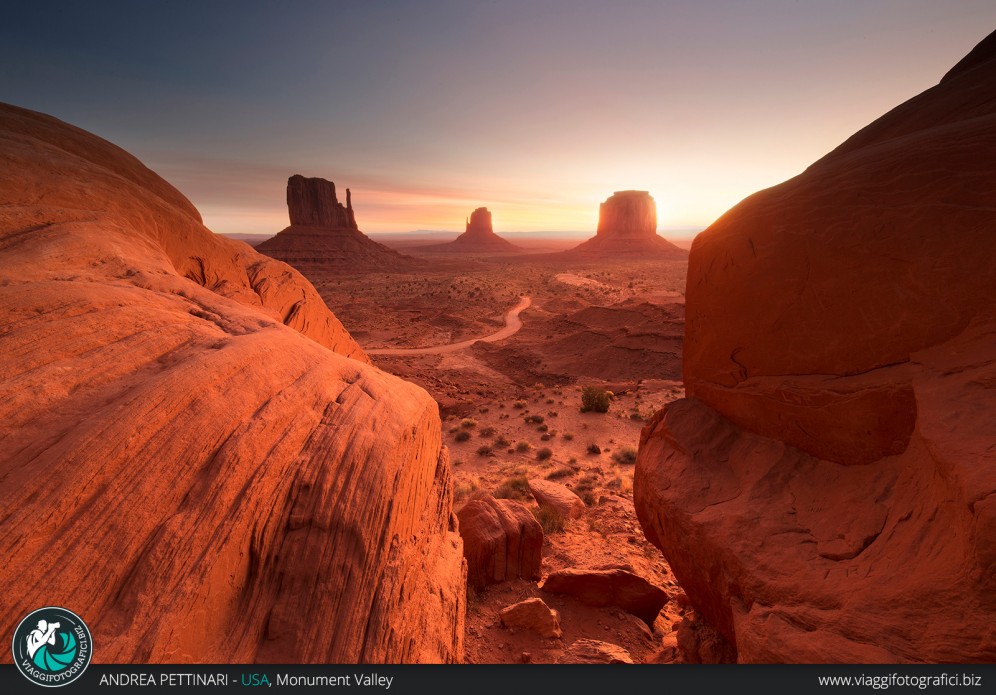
[257,176,417,270]
[416,206,522,254]
[540,566,668,624]
[528,479,586,519]
[0,103,465,663]
[456,495,543,589]
[635,33,996,662]
[499,598,562,638]
[567,191,686,258]
[557,640,634,664]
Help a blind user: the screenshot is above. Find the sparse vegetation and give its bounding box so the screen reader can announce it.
[537,424,549,433]
[454,477,480,503]
[546,467,572,480]
[524,414,544,424]
[516,441,532,453]
[460,418,477,429]
[479,426,496,437]
[513,400,526,409]
[536,447,553,461]
[494,435,510,448]
[587,443,601,455]
[495,474,531,502]
[533,504,565,534]
[454,430,471,442]
[580,385,612,413]
[562,432,574,441]
[476,444,493,457]
[573,473,599,506]
[611,446,638,465]
[540,433,551,441]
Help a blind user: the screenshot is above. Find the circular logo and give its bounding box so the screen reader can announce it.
[11,607,92,687]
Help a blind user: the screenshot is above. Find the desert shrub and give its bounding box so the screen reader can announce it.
[513,400,527,409]
[494,435,510,448]
[536,447,553,461]
[516,441,532,453]
[546,398,555,404]
[547,411,559,417]
[540,433,551,441]
[630,411,644,421]
[524,414,544,424]
[533,505,565,534]
[479,426,496,437]
[495,474,531,501]
[587,443,602,455]
[454,478,480,503]
[562,432,574,441]
[537,424,549,433]
[454,430,471,443]
[546,467,572,480]
[573,473,599,506]
[476,444,493,457]
[580,386,612,413]
[611,446,638,465]
[460,418,477,429]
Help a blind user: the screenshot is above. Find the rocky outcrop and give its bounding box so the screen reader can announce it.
[499,598,562,638]
[540,567,668,625]
[0,103,465,663]
[557,640,634,664]
[416,207,522,254]
[457,495,543,589]
[634,33,996,663]
[256,176,418,271]
[528,479,585,520]
[567,191,686,258]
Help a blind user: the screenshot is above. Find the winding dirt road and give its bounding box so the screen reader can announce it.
[366,296,532,356]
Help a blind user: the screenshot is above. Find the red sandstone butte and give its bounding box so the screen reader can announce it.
[0,103,466,663]
[256,175,418,270]
[417,206,522,254]
[567,190,686,258]
[634,32,996,663]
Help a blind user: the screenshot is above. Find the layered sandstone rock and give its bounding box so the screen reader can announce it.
[456,495,543,589]
[634,33,996,662]
[0,103,465,663]
[256,176,417,270]
[416,206,522,254]
[568,191,686,258]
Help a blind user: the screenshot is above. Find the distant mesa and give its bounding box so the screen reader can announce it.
[566,190,686,258]
[415,206,522,254]
[256,175,419,270]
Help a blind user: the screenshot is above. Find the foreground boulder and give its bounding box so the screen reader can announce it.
[557,639,634,664]
[0,103,465,663]
[540,567,668,625]
[457,495,543,589]
[635,33,996,662]
[499,598,562,638]
[528,479,585,520]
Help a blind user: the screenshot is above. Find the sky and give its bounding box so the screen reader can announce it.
[2,1,995,237]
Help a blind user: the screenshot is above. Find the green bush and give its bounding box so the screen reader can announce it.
[580,386,612,413]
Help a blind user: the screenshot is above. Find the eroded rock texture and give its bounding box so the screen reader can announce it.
[0,103,465,663]
[635,33,996,662]
[418,206,521,253]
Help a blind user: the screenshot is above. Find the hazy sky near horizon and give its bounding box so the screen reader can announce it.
[2,1,995,236]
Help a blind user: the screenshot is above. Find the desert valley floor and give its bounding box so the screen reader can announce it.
[294,250,697,664]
